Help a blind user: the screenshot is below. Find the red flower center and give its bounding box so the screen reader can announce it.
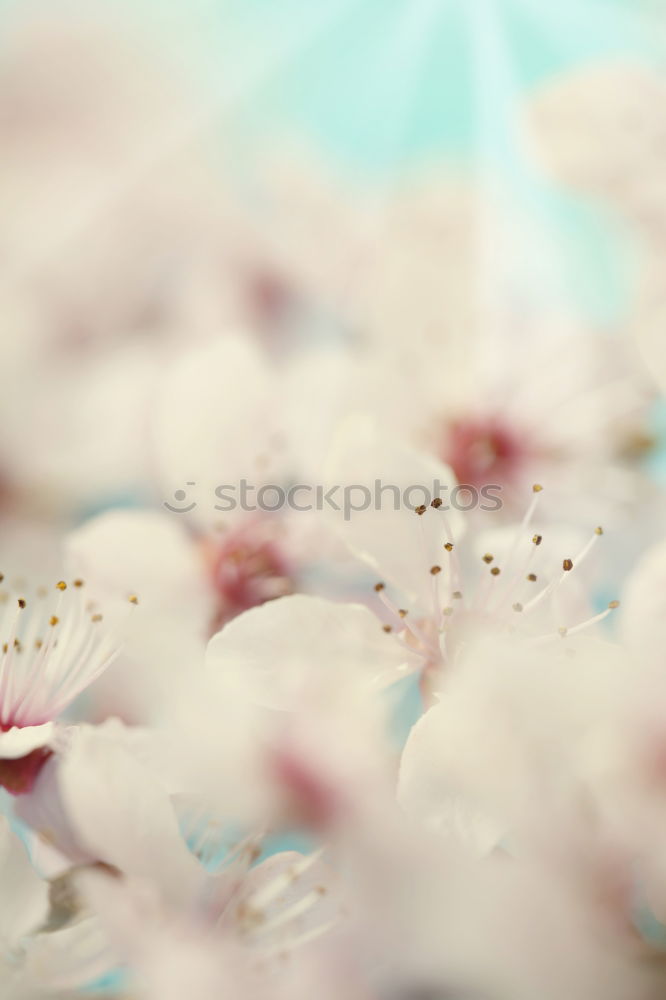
[0,747,52,796]
[206,525,293,633]
[442,415,529,488]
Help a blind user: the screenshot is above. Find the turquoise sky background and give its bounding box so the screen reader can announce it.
[4,0,658,324]
[148,0,658,327]
[204,0,662,168]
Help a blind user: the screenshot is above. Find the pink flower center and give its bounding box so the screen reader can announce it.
[246,266,295,330]
[0,747,52,796]
[442,415,529,488]
[206,525,293,633]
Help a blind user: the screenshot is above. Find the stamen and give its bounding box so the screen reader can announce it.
[427,497,462,597]
[531,601,620,645]
[260,918,339,958]
[497,486,545,589]
[247,889,324,937]
[521,527,603,616]
[415,509,446,629]
[246,851,324,912]
[0,576,129,728]
[375,584,439,657]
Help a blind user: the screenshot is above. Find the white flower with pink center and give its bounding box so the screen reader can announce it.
[326,426,621,704]
[0,578,132,793]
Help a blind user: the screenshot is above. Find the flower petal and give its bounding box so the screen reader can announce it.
[206,593,412,711]
[325,418,463,608]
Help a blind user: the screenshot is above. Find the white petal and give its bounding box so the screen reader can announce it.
[529,64,664,201]
[21,915,115,993]
[325,418,463,609]
[58,727,204,906]
[66,510,211,721]
[230,850,342,949]
[0,724,53,759]
[0,816,49,947]
[398,705,504,855]
[154,336,287,530]
[634,269,666,394]
[66,508,209,622]
[206,593,412,711]
[621,536,666,658]
[399,634,628,844]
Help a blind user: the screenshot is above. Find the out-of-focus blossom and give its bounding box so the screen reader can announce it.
[60,335,366,721]
[390,627,666,999]
[368,332,653,520]
[0,815,113,998]
[0,4,248,517]
[64,510,212,724]
[529,63,666,220]
[14,715,354,998]
[243,153,655,522]
[170,592,408,832]
[530,63,666,395]
[74,846,352,1000]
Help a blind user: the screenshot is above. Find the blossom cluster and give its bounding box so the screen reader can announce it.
[0,6,666,1000]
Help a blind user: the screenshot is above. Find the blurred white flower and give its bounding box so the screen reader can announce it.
[171,593,407,833]
[74,846,349,1000]
[530,63,666,395]
[0,816,113,998]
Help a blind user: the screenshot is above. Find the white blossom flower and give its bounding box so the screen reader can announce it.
[530,63,666,396]
[0,577,131,793]
[73,844,349,1000]
[168,592,409,833]
[326,424,620,703]
[0,815,114,998]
